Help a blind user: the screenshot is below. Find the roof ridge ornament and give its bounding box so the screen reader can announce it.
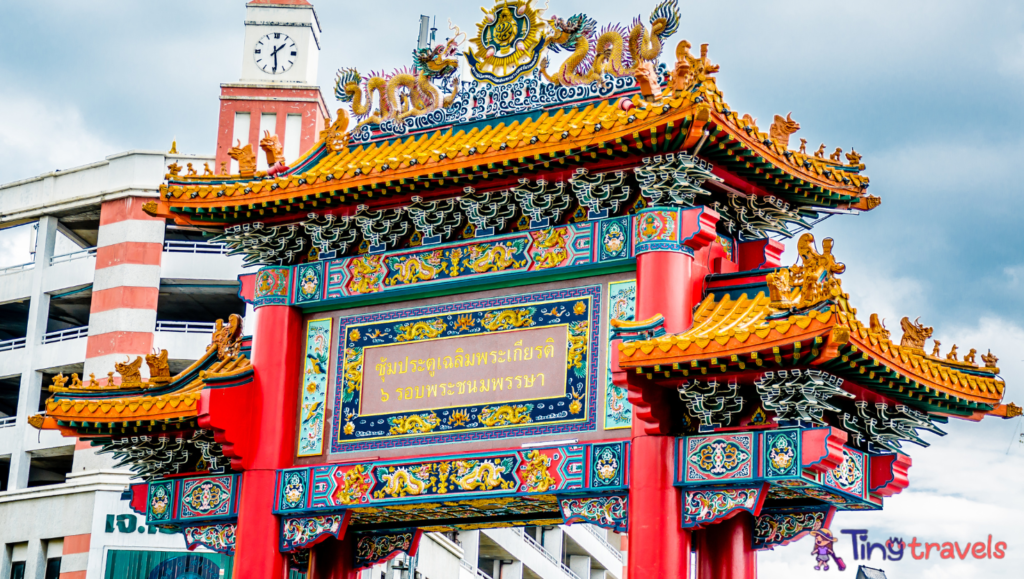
[766,233,845,311]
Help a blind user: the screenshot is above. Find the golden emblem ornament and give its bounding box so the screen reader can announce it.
[467,0,549,84]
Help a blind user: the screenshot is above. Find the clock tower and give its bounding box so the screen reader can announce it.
[216,0,329,175]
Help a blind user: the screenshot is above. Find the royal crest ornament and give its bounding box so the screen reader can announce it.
[467,0,550,84]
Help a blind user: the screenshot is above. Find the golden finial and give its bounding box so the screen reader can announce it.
[169,140,178,154]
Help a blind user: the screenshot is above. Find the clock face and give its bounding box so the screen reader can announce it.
[254,32,297,74]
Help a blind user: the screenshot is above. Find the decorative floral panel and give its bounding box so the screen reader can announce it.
[253,266,291,307]
[682,433,755,483]
[560,495,628,532]
[682,485,766,528]
[146,480,175,523]
[177,475,236,520]
[588,442,628,489]
[280,514,349,552]
[330,286,602,452]
[752,507,835,551]
[632,209,686,255]
[353,530,422,570]
[183,524,237,555]
[823,447,866,500]
[762,430,800,479]
[293,261,325,305]
[604,280,635,430]
[297,318,333,457]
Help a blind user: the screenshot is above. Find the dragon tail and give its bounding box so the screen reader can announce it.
[650,0,681,39]
[334,67,361,103]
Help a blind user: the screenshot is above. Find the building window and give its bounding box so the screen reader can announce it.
[9,562,25,579]
[44,558,61,579]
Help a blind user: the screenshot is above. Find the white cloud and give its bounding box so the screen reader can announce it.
[0,88,119,182]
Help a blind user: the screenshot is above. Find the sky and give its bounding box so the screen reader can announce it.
[1,0,1023,576]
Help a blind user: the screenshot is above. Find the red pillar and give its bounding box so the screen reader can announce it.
[627,207,717,579]
[700,512,757,579]
[231,305,304,579]
[310,536,355,579]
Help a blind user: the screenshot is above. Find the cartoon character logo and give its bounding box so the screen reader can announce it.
[810,528,846,571]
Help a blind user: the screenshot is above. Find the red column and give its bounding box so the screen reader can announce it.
[628,207,719,579]
[231,305,304,579]
[310,537,355,579]
[700,512,757,579]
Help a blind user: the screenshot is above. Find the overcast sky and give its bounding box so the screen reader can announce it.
[1,1,1023,576]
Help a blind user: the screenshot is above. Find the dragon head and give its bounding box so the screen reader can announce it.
[334,67,362,102]
[547,13,597,53]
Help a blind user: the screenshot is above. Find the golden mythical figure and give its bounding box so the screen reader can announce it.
[335,32,463,127]
[542,0,680,86]
[899,317,933,352]
[769,113,801,147]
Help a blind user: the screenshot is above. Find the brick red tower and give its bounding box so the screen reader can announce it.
[216,0,329,175]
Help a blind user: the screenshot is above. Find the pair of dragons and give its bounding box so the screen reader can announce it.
[335,0,680,126]
[543,0,680,86]
[335,33,464,126]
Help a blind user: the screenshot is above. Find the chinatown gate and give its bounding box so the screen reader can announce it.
[30,1,1018,577]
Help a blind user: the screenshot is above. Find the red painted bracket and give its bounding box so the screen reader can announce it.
[801,427,849,475]
[680,207,720,252]
[869,453,912,497]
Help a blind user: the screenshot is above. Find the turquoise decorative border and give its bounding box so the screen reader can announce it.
[297,317,332,457]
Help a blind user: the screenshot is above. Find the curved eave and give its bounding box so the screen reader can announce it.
[153,93,874,227]
[619,311,1003,417]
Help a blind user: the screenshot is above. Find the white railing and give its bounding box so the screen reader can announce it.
[0,337,26,352]
[0,261,34,276]
[583,525,623,563]
[41,326,89,344]
[155,321,216,334]
[50,247,96,265]
[519,529,582,579]
[163,240,228,254]
[0,416,16,428]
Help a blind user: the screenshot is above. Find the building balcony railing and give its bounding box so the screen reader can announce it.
[474,568,494,579]
[0,416,16,428]
[583,524,623,563]
[49,247,97,265]
[0,261,34,276]
[163,241,229,255]
[41,326,89,344]
[0,336,26,352]
[514,528,582,579]
[155,321,216,334]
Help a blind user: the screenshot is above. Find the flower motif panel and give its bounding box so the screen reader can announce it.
[762,430,800,479]
[589,442,627,488]
[178,475,234,520]
[294,262,324,304]
[823,447,866,499]
[147,480,175,522]
[683,433,755,483]
[278,469,308,511]
[254,267,291,307]
[297,318,332,457]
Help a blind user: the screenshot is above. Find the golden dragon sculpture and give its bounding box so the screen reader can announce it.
[335,28,464,127]
[542,0,680,86]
